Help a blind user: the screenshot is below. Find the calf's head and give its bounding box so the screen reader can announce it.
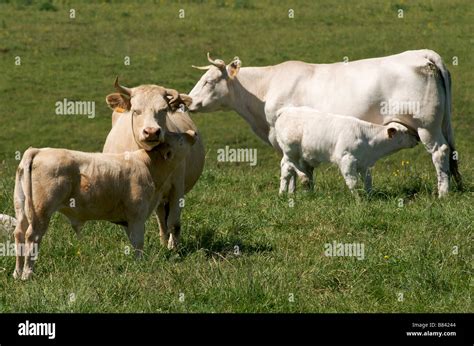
[188,53,241,112]
[106,78,193,151]
[386,123,420,149]
[156,130,197,163]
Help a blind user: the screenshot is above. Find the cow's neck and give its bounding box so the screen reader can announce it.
[227,67,272,143]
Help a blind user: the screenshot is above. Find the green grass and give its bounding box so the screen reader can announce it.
[0,0,472,312]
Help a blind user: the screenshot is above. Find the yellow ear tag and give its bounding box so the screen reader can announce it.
[115,107,125,113]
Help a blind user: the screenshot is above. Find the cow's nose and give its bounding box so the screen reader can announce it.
[143,127,160,140]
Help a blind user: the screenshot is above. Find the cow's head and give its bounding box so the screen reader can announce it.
[188,53,241,112]
[106,78,192,151]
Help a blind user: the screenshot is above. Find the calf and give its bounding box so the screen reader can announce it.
[275,107,419,195]
[13,130,197,280]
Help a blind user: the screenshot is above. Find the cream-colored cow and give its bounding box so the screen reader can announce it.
[104,79,205,250]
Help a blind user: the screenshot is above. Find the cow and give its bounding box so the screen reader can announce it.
[104,79,205,250]
[275,106,420,195]
[188,50,462,197]
[13,130,197,280]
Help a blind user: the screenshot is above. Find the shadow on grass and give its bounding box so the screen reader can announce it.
[177,226,273,260]
[366,183,434,201]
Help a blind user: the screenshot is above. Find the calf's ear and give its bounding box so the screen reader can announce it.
[387,127,397,139]
[105,93,131,112]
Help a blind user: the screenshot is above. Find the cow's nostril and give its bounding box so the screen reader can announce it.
[143,127,159,139]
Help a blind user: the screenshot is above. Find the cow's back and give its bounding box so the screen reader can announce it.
[265,49,444,129]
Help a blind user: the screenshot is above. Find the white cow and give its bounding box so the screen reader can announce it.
[188,50,462,197]
[275,107,420,195]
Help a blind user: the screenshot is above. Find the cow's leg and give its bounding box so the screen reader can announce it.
[21,215,50,281]
[155,203,170,247]
[13,216,28,279]
[166,185,184,251]
[339,154,359,197]
[418,128,450,197]
[126,221,145,259]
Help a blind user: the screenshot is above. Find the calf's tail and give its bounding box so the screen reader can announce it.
[19,148,40,225]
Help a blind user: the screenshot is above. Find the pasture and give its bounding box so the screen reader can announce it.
[0,0,472,312]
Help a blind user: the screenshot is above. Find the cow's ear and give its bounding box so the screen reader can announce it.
[178,94,193,108]
[105,93,131,112]
[226,57,241,79]
[387,127,397,138]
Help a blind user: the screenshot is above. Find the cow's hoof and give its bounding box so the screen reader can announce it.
[21,270,33,281]
[160,236,170,247]
[13,270,22,280]
[167,236,179,251]
[438,189,449,198]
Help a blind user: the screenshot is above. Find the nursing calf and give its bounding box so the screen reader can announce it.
[13,131,196,280]
[276,107,420,195]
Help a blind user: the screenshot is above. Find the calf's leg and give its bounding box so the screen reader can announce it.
[299,161,315,192]
[339,154,360,197]
[13,216,28,279]
[279,156,297,195]
[21,216,50,281]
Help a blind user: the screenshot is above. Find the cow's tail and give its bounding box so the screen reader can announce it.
[18,148,40,225]
[426,51,463,190]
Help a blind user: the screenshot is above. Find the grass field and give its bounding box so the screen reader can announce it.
[0,0,472,312]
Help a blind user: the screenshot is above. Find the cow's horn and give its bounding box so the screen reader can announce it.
[207,52,226,69]
[192,65,212,70]
[114,76,132,96]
